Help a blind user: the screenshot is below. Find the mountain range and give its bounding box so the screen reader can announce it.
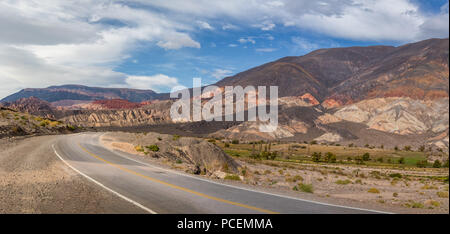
[1,38,448,150]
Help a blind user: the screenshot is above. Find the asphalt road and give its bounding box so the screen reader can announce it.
[53,133,386,214]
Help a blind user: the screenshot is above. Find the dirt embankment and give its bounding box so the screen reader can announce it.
[0,135,145,214]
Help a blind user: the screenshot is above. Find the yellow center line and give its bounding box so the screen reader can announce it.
[78,143,279,214]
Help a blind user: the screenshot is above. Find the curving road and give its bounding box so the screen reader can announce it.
[53,133,387,214]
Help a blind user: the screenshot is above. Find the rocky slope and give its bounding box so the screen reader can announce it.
[0,107,77,138]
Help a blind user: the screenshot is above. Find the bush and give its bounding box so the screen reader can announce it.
[286,175,304,183]
[335,180,351,185]
[403,146,412,151]
[368,188,380,194]
[176,159,183,164]
[146,145,160,152]
[433,160,442,168]
[207,139,216,143]
[325,152,337,163]
[418,145,425,152]
[231,140,239,144]
[66,125,76,131]
[389,173,403,179]
[411,202,424,209]
[298,183,314,193]
[398,157,405,164]
[310,140,317,145]
[224,143,230,148]
[224,174,241,181]
[172,135,181,141]
[362,153,370,161]
[444,160,449,168]
[312,152,321,162]
[416,160,428,168]
[436,191,449,198]
[135,146,144,152]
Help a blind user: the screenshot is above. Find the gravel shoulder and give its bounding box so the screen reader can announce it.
[0,135,146,214]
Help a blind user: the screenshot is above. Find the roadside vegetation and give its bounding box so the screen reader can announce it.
[214,140,448,169]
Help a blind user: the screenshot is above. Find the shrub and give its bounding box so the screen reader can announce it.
[175,159,183,164]
[444,160,449,168]
[310,140,317,145]
[389,173,403,179]
[231,140,239,144]
[377,158,384,163]
[325,152,337,163]
[146,145,160,152]
[67,125,76,131]
[172,135,181,141]
[419,145,425,152]
[157,137,162,141]
[286,175,304,183]
[335,180,351,185]
[224,174,241,181]
[393,192,399,197]
[436,191,449,198]
[433,160,442,168]
[398,157,405,164]
[403,146,412,151]
[411,202,424,209]
[135,146,144,152]
[362,153,370,161]
[298,183,314,193]
[416,160,428,168]
[368,188,380,194]
[224,143,230,148]
[312,152,321,162]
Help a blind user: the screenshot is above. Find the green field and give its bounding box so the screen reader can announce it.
[215,141,447,168]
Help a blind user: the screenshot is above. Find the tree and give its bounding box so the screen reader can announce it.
[416,160,428,168]
[433,160,442,168]
[312,152,321,162]
[362,153,370,161]
[418,145,425,152]
[325,152,336,163]
[444,159,449,168]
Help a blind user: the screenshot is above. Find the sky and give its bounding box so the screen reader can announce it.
[0,0,449,99]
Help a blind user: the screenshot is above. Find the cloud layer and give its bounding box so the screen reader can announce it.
[0,0,448,98]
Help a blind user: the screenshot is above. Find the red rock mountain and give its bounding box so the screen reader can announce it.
[216,38,449,108]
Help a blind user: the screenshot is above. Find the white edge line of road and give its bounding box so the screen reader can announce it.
[52,144,157,214]
[96,133,394,214]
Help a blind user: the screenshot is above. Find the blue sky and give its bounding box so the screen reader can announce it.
[0,0,448,98]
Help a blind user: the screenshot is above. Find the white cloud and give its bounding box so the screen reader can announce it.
[228,44,239,47]
[211,69,234,79]
[125,74,180,92]
[238,37,256,44]
[291,37,320,52]
[256,48,277,52]
[197,20,214,30]
[253,20,276,31]
[222,23,239,30]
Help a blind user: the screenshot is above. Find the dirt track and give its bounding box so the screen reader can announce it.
[0,135,145,214]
